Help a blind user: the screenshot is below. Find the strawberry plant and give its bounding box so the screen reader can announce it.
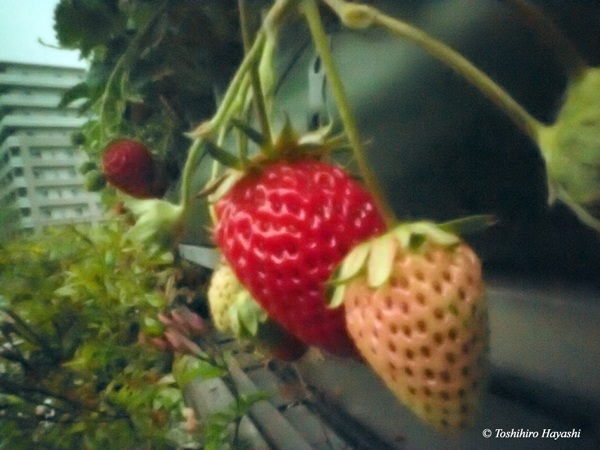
[0,221,199,449]
[45,0,600,440]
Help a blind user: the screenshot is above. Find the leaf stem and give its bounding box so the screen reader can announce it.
[321,0,544,143]
[300,0,397,228]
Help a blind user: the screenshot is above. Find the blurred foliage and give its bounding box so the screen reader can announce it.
[0,219,203,449]
[55,0,244,190]
[0,200,20,245]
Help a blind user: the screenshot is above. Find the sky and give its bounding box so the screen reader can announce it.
[0,0,87,68]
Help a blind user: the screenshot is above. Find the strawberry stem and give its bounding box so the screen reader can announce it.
[300,0,397,228]
[180,137,205,214]
[188,31,267,140]
[238,0,273,152]
[321,0,544,144]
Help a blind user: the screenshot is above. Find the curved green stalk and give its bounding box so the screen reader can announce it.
[189,31,268,139]
[300,0,398,228]
[181,0,296,211]
[179,137,206,215]
[322,0,544,143]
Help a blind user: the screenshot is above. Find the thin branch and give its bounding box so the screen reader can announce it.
[322,0,544,143]
[300,0,397,227]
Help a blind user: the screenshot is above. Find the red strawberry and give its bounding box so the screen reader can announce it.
[102,140,166,199]
[213,158,386,357]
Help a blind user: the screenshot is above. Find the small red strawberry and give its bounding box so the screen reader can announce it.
[102,140,166,199]
[331,222,489,429]
[213,157,386,357]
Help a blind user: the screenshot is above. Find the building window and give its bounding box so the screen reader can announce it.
[14,167,23,177]
[20,207,31,217]
[17,187,27,197]
[30,149,41,158]
[10,146,20,156]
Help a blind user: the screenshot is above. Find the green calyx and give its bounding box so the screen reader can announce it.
[227,290,269,339]
[329,216,495,308]
[123,198,185,250]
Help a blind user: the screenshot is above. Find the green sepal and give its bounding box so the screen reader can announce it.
[368,234,397,288]
[328,241,370,308]
[123,199,184,250]
[204,140,242,169]
[273,115,299,154]
[329,220,466,308]
[228,291,268,338]
[437,215,497,237]
[230,118,266,147]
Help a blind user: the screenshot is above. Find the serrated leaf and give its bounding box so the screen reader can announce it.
[367,235,397,288]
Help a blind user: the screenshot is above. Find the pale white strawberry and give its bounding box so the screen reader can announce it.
[331,221,489,430]
[208,262,308,361]
[207,262,244,333]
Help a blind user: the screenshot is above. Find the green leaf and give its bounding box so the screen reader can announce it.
[173,356,224,387]
[54,284,77,297]
[59,82,89,109]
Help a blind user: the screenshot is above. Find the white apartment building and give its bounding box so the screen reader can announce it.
[0,61,103,236]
